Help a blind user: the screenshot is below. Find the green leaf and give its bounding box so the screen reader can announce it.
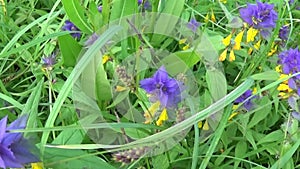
[196,30,224,64]
[61,0,92,33]
[152,153,170,169]
[96,62,113,101]
[88,1,103,31]
[110,0,137,22]
[44,148,116,169]
[151,0,185,45]
[175,51,201,68]
[271,139,300,169]
[257,130,284,145]
[234,141,247,168]
[206,69,227,102]
[248,97,272,129]
[22,79,43,129]
[251,71,280,81]
[107,90,130,109]
[58,34,82,67]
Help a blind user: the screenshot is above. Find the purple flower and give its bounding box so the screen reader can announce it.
[42,53,56,68]
[62,20,81,39]
[140,66,184,109]
[292,112,300,121]
[279,25,289,41]
[239,1,278,38]
[234,89,254,111]
[138,0,151,11]
[278,48,300,95]
[84,33,99,46]
[0,115,39,168]
[138,0,143,5]
[187,18,200,32]
[144,0,151,10]
[98,6,102,13]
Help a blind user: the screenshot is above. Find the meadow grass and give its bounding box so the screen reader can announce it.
[0,0,300,169]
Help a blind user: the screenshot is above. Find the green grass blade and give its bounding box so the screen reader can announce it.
[40,25,122,157]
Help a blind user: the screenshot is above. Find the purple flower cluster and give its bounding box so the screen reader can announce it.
[98,6,102,13]
[140,66,184,109]
[239,1,278,38]
[42,53,56,68]
[279,25,289,41]
[0,115,39,168]
[62,20,81,39]
[288,96,300,121]
[187,18,200,32]
[234,90,254,111]
[278,48,300,95]
[138,0,151,11]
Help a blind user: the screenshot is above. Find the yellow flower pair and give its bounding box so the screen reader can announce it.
[144,101,168,126]
[219,30,244,62]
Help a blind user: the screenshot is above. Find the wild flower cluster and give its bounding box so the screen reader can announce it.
[3,0,300,168]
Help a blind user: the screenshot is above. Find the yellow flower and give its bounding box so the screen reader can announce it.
[233,30,245,50]
[198,121,203,128]
[277,74,293,99]
[211,9,216,23]
[219,0,227,3]
[31,162,44,169]
[144,101,160,124]
[248,40,261,55]
[102,54,110,64]
[222,34,232,47]
[205,13,209,23]
[203,120,210,130]
[115,85,128,92]
[183,44,190,51]
[228,112,239,121]
[246,27,258,43]
[198,120,210,130]
[254,40,261,50]
[267,43,278,57]
[219,48,227,61]
[179,38,187,44]
[279,74,289,84]
[156,108,168,126]
[252,87,257,94]
[229,49,235,62]
[275,65,282,73]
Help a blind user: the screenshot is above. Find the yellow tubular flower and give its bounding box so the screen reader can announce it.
[115,85,127,92]
[183,44,190,51]
[211,9,216,23]
[229,50,235,62]
[267,43,278,57]
[102,54,110,64]
[144,101,160,124]
[179,38,187,44]
[205,13,209,23]
[203,120,210,130]
[254,40,261,50]
[219,49,227,61]
[275,65,282,73]
[198,121,203,128]
[233,30,245,50]
[222,34,232,47]
[252,87,257,94]
[246,27,258,43]
[228,112,239,121]
[31,162,44,169]
[156,108,168,126]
